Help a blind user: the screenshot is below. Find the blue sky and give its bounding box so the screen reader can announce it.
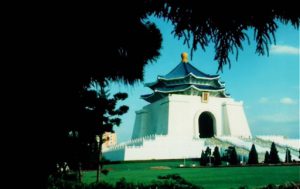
[110,17,299,142]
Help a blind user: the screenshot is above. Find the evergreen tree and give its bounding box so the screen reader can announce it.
[269,142,280,164]
[205,147,212,156]
[83,81,129,182]
[264,151,270,164]
[205,147,212,166]
[200,151,207,166]
[248,144,258,164]
[213,146,221,166]
[228,146,239,165]
[285,148,292,163]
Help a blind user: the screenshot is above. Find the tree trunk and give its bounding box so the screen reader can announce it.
[78,162,82,182]
[96,139,100,182]
[96,134,103,183]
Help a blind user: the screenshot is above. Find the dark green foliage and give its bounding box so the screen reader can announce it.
[82,81,129,182]
[205,147,211,156]
[43,3,162,185]
[260,182,300,189]
[269,142,280,164]
[248,144,259,164]
[200,147,213,166]
[205,147,213,166]
[47,175,202,189]
[227,146,239,165]
[148,2,300,71]
[264,151,270,164]
[156,174,202,189]
[115,178,136,189]
[47,177,115,189]
[285,148,292,163]
[213,146,221,166]
[199,151,207,166]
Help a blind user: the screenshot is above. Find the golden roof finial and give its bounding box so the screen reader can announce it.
[181,52,188,63]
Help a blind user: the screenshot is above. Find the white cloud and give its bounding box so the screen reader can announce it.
[280,97,297,105]
[270,45,299,55]
[258,113,299,123]
[259,97,269,104]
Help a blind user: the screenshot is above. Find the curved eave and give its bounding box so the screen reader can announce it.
[141,95,152,101]
[218,80,225,87]
[141,94,152,98]
[155,85,225,93]
[158,72,220,81]
[141,93,166,103]
[145,81,158,87]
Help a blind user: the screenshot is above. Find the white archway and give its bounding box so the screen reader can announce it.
[193,110,217,138]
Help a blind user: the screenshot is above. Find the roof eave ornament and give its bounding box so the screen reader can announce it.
[181,52,189,63]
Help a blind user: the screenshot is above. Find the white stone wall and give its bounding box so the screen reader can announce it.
[104,135,207,161]
[223,101,252,138]
[104,135,300,161]
[125,136,206,160]
[132,94,251,139]
[131,98,169,139]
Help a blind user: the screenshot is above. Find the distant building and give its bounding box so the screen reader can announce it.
[102,132,117,149]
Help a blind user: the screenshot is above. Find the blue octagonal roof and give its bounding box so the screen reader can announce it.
[159,62,219,79]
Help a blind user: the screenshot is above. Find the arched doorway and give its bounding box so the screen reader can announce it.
[198,112,215,138]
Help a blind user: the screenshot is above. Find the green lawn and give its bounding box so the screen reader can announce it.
[83,161,300,189]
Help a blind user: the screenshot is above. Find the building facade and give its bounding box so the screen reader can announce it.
[103,53,253,161]
[132,52,251,140]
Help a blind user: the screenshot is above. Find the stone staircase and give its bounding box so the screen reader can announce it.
[205,137,251,159]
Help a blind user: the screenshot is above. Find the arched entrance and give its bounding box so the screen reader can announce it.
[198,111,215,138]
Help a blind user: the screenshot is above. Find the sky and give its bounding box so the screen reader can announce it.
[109,17,300,142]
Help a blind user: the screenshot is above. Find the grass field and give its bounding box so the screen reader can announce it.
[83,161,300,189]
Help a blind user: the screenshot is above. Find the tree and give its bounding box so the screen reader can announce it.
[42,4,162,185]
[200,147,213,166]
[269,142,280,164]
[205,147,212,166]
[285,148,292,163]
[82,81,129,182]
[264,151,270,164]
[213,146,221,166]
[200,151,206,166]
[248,144,258,165]
[149,2,300,71]
[227,146,239,165]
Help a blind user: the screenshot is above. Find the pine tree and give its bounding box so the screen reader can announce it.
[205,147,212,166]
[200,151,207,166]
[269,142,280,164]
[248,144,258,164]
[264,151,270,164]
[228,146,239,165]
[83,81,129,182]
[213,146,221,166]
[285,148,292,163]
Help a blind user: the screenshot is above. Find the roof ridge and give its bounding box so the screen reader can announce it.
[162,62,219,79]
